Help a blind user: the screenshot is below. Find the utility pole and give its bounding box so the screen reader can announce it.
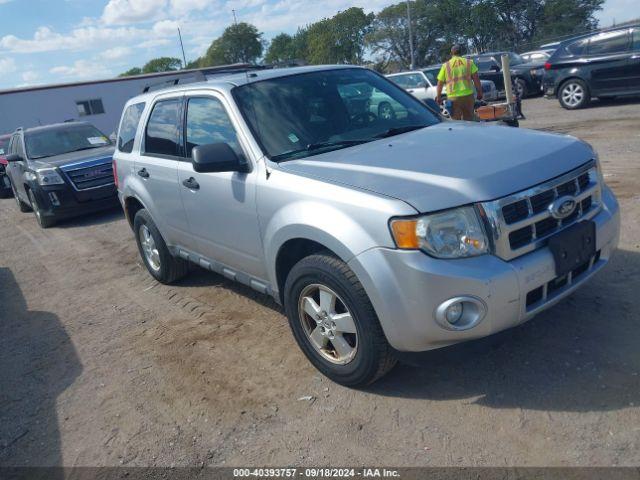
[177,27,187,69]
[232,9,238,25]
[406,1,415,70]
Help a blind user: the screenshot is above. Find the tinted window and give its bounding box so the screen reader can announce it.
[588,30,630,55]
[185,97,241,158]
[632,28,640,51]
[25,124,110,159]
[566,38,589,56]
[422,69,438,85]
[233,68,439,162]
[144,99,181,157]
[118,102,145,153]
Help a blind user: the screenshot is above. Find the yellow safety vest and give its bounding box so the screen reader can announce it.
[442,56,474,98]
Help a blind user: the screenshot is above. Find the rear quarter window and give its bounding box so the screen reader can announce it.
[117,102,145,153]
[566,38,589,56]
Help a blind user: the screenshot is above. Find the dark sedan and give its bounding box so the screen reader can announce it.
[469,51,545,98]
[543,25,640,109]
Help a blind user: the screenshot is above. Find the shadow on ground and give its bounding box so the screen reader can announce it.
[0,268,82,469]
[56,206,124,229]
[366,249,639,412]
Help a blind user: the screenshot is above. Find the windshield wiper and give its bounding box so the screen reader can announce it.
[272,139,372,162]
[68,145,103,153]
[373,124,429,139]
[305,139,371,151]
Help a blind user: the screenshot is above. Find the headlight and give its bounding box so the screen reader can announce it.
[35,168,65,186]
[390,206,489,258]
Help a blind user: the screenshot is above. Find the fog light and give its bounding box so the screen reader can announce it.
[49,192,60,206]
[444,303,463,324]
[435,296,487,331]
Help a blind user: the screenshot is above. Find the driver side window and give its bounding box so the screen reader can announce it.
[185,97,242,159]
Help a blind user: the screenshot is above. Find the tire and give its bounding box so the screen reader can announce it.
[12,182,31,212]
[514,78,528,99]
[28,189,55,228]
[283,252,396,387]
[133,208,189,284]
[377,101,396,121]
[558,79,590,110]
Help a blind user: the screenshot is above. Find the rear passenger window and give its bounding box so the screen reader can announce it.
[588,30,630,55]
[185,97,241,158]
[633,28,640,51]
[117,102,145,153]
[567,39,588,56]
[144,99,181,157]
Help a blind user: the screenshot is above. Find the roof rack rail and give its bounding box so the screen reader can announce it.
[141,64,269,93]
[143,70,207,93]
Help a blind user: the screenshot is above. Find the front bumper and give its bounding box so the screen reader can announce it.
[348,185,620,352]
[29,181,119,221]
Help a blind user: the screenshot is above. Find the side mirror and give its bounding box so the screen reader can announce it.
[5,153,23,163]
[191,143,248,173]
[423,98,441,117]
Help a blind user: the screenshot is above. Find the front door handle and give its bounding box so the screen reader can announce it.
[182,177,200,190]
[137,168,149,178]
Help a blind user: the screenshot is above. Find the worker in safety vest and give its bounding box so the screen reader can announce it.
[435,45,483,121]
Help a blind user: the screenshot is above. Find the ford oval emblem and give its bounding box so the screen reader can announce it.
[549,196,577,219]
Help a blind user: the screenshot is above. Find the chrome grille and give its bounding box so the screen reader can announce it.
[481,161,601,261]
[62,160,114,190]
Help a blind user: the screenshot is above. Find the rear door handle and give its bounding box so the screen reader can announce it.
[182,177,200,190]
[137,168,149,178]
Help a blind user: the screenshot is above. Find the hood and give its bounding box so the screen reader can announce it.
[33,146,115,169]
[278,122,594,213]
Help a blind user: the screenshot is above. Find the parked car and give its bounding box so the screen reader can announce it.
[115,65,619,386]
[469,51,545,98]
[543,25,640,109]
[0,133,12,197]
[4,121,118,228]
[386,68,498,107]
[520,49,554,63]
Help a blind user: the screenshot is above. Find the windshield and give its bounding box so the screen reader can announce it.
[422,69,439,85]
[25,124,110,159]
[233,68,440,162]
[0,138,8,156]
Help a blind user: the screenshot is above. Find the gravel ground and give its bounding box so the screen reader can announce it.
[1,96,639,468]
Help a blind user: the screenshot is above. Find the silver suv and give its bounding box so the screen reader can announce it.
[114,65,620,386]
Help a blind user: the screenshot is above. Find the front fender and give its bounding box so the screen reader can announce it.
[262,200,388,292]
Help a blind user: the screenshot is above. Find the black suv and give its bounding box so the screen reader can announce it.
[543,25,640,109]
[5,122,118,228]
[469,51,545,98]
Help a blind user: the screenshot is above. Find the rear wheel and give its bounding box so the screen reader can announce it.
[28,189,55,228]
[559,79,590,109]
[283,252,396,387]
[134,209,189,284]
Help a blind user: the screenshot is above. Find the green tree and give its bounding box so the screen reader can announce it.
[304,7,374,64]
[534,0,604,42]
[119,67,142,77]
[367,1,443,70]
[265,33,297,64]
[141,57,182,74]
[202,22,264,66]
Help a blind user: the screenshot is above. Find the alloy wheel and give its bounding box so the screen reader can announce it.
[28,190,41,222]
[298,284,358,365]
[139,224,161,272]
[562,83,584,108]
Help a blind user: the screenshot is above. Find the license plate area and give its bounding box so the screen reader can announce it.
[548,221,596,276]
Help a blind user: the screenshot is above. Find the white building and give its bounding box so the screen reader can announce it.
[0,65,257,136]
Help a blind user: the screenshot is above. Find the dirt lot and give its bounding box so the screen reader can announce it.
[1,96,639,468]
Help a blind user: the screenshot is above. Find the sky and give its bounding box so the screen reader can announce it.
[0,0,637,90]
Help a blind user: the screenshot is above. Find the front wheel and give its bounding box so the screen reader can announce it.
[28,189,55,228]
[514,78,528,98]
[283,252,396,387]
[559,79,590,109]
[12,182,31,212]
